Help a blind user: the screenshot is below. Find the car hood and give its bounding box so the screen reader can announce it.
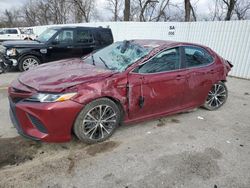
[18,58,115,92]
[2,40,46,48]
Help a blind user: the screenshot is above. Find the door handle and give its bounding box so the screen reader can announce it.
[67,46,73,48]
[176,75,185,80]
[208,69,215,74]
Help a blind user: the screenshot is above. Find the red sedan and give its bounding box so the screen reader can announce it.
[8,40,233,143]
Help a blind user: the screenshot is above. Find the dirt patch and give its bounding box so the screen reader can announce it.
[244,92,249,95]
[171,118,180,123]
[86,141,120,156]
[67,156,75,174]
[157,117,180,127]
[157,119,165,127]
[0,136,41,168]
[133,148,222,187]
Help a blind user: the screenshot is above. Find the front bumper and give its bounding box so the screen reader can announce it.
[8,83,83,142]
[0,53,16,66]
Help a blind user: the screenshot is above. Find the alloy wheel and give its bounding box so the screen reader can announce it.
[81,105,117,140]
[22,58,39,71]
[205,82,227,110]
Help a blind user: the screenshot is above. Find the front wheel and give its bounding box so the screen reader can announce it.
[19,55,41,72]
[203,81,228,111]
[73,98,121,144]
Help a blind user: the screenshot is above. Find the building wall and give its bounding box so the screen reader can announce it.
[34,21,250,79]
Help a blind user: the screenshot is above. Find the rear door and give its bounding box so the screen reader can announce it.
[182,46,215,107]
[73,28,95,57]
[128,47,188,120]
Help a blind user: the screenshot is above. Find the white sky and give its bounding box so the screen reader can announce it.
[0,0,211,18]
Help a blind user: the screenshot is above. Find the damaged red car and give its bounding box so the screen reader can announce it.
[8,40,233,143]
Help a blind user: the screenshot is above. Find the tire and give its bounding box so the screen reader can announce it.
[203,81,228,111]
[19,55,41,72]
[73,98,121,144]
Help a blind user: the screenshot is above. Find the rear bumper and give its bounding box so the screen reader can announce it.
[9,97,83,142]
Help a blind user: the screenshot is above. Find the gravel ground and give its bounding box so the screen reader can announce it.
[0,72,249,188]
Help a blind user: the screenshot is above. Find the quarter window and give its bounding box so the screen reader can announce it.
[137,48,180,74]
[76,30,93,44]
[95,30,113,45]
[5,29,18,34]
[184,46,213,67]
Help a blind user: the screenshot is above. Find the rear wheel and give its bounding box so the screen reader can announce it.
[73,98,121,144]
[203,81,228,111]
[19,55,40,71]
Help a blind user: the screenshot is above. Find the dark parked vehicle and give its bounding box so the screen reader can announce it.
[0,26,113,71]
[8,40,233,143]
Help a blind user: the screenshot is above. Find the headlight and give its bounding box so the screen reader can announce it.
[6,48,17,56]
[26,93,77,102]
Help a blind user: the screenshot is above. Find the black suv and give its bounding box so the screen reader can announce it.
[0,26,113,71]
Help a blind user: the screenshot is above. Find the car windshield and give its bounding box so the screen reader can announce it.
[37,28,58,43]
[84,41,153,72]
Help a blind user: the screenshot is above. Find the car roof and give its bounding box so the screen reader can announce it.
[131,39,208,50]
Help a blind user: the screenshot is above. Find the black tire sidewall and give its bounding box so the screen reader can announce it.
[73,98,121,144]
[19,55,41,72]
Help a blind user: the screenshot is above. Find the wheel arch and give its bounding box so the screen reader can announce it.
[18,52,43,67]
[78,95,125,120]
[71,95,125,134]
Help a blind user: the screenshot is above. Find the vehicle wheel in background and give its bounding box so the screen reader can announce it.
[73,98,121,144]
[19,55,41,72]
[203,81,228,111]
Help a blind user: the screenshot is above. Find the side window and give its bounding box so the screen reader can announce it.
[138,48,180,74]
[4,30,11,34]
[54,30,74,44]
[94,30,113,45]
[184,46,213,67]
[76,30,93,44]
[10,29,18,34]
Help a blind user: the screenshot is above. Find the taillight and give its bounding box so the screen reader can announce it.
[226,60,233,68]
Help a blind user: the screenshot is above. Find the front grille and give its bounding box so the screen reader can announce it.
[13,87,30,93]
[12,97,24,103]
[9,86,33,103]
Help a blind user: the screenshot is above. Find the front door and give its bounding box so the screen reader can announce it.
[128,47,188,120]
[47,29,75,62]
